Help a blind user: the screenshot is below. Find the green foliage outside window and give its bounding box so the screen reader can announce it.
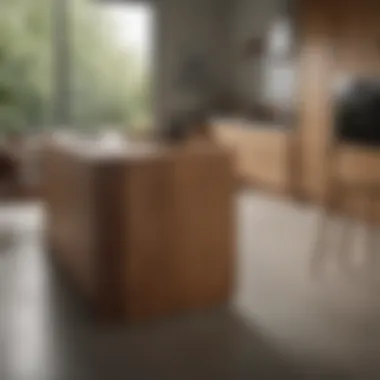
[0,0,151,134]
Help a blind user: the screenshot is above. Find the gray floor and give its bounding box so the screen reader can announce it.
[2,192,380,379]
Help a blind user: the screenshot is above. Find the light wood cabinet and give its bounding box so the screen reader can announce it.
[298,0,380,221]
[212,123,293,194]
[43,141,235,322]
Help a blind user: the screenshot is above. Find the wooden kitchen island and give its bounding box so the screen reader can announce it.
[42,138,234,322]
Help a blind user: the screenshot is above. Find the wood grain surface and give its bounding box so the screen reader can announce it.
[211,124,293,194]
[43,141,235,322]
[297,0,380,218]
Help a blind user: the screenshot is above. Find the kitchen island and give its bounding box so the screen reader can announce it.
[42,138,235,322]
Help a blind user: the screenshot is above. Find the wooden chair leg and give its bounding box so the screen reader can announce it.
[311,177,340,273]
[365,190,378,273]
[337,187,354,269]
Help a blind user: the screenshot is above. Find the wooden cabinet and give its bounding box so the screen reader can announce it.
[43,141,235,322]
[297,0,380,218]
[212,123,293,193]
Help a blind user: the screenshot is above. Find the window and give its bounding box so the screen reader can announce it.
[0,0,53,133]
[0,0,153,135]
[70,0,153,131]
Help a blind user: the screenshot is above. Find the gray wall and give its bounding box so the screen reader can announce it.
[154,0,232,126]
[230,0,285,105]
[152,0,291,125]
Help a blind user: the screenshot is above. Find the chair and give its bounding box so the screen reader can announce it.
[312,77,380,271]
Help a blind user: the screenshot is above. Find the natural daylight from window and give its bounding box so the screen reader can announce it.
[0,0,153,134]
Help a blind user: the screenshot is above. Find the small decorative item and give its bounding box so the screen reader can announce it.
[161,110,210,143]
[243,38,263,60]
[162,119,188,143]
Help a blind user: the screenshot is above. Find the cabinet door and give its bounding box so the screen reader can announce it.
[332,0,380,75]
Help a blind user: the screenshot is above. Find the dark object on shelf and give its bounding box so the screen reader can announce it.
[243,38,263,60]
[162,111,210,143]
[162,119,190,142]
[247,103,276,122]
[335,77,380,146]
[213,93,239,114]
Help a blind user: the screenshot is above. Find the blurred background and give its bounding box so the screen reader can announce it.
[0,0,153,134]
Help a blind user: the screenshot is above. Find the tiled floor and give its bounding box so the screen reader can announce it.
[2,192,380,379]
